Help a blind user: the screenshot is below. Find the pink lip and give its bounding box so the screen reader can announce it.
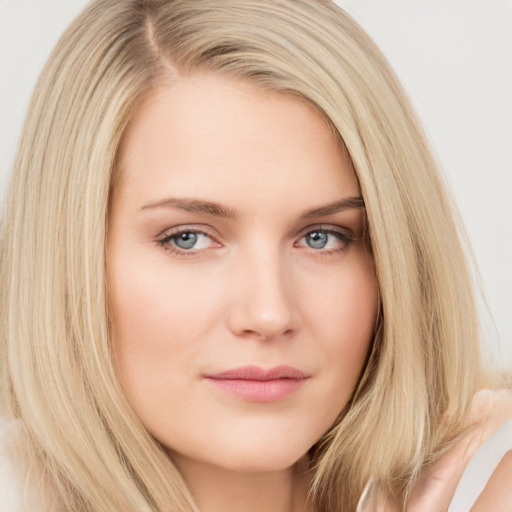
[203,365,309,402]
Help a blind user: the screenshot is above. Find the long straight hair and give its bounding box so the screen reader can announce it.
[0,1,485,510]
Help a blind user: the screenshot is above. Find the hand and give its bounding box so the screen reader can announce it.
[357,389,512,512]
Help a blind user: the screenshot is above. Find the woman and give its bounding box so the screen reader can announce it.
[0,0,510,511]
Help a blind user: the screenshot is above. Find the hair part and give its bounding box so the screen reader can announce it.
[1,1,485,510]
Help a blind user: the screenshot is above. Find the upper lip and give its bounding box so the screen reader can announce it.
[204,365,309,381]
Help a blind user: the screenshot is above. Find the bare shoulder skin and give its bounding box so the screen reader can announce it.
[471,450,512,511]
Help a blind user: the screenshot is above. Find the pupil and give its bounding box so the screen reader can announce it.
[307,231,328,249]
[175,232,197,249]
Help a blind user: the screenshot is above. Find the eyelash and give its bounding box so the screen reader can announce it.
[156,225,357,257]
[156,226,219,256]
[295,227,357,256]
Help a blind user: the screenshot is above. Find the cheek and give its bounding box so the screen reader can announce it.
[106,244,220,414]
[307,248,377,338]
[108,234,222,345]
[304,251,377,398]
[107,233,378,464]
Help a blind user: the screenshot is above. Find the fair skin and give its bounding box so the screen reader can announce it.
[107,73,512,512]
[107,73,377,512]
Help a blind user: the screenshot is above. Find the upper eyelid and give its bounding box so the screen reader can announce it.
[156,227,220,256]
[295,223,354,238]
[157,224,218,240]
[295,227,355,246]
[157,223,352,239]
[156,223,355,240]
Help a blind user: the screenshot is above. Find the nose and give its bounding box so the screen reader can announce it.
[226,246,298,341]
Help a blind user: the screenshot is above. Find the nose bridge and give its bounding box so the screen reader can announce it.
[228,239,296,340]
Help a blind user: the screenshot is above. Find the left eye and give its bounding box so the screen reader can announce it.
[297,229,352,251]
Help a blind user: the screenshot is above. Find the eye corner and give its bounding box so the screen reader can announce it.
[155,225,223,256]
[295,225,357,254]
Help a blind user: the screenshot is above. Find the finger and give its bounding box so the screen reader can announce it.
[356,481,400,512]
[407,389,512,512]
[358,390,512,512]
[449,419,512,510]
[406,434,475,512]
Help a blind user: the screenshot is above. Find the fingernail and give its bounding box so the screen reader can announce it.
[356,479,375,512]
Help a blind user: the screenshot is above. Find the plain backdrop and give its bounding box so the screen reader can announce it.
[0,0,511,369]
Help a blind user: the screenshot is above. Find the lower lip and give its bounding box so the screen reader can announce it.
[205,378,307,402]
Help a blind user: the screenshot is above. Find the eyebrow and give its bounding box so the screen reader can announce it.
[140,198,238,218]
[301,196,365,218]
[140,195,365,219]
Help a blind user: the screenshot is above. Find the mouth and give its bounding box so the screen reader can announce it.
[202,365,310,402]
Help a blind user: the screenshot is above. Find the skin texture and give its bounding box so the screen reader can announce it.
[107,72,512,512]
[472,451,512,512]
[107,74,378,512]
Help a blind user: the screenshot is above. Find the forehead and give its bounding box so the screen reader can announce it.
[115,73,359,211]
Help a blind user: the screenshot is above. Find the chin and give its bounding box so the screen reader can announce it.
[168,429,317,475]
[218,445,309,474]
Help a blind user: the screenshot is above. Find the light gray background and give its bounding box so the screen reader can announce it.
[1,0,511,369]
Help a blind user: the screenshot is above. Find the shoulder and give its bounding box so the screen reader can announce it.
[0,414,24,512]
[471,450,512,511]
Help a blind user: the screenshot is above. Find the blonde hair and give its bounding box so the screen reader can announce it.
[0,0,485,510]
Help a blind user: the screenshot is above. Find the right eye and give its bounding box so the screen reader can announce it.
[157,228,220,255]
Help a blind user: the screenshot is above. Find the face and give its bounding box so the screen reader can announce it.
[107,74,377,475]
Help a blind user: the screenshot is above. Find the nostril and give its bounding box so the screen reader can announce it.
[238,326,295,342]
[226,261,298,340]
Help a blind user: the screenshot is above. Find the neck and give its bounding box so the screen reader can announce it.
[173,454,315,512]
